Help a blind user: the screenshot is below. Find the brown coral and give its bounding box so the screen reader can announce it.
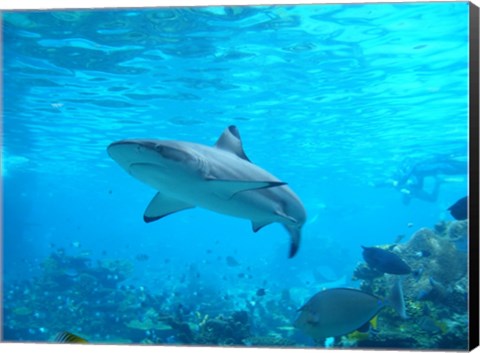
[398,227,467,285]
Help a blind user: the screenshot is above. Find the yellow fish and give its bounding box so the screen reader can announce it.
[346,315,379,341]
[55,331,88,344]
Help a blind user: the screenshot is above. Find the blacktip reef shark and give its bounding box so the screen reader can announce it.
[107,125,307,258]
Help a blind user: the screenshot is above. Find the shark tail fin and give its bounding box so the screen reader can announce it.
[284,224,301,258]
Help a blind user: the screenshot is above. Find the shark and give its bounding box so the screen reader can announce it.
[107,125,307,258]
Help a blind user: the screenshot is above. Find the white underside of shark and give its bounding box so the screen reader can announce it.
[107,125,307,257]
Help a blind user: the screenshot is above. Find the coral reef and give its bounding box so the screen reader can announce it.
[445,221,468,242]
[243,334,296,347]
[196,310,251,345]
[349,222,468,350]
[3,249,154,343]
[3,219,468,350]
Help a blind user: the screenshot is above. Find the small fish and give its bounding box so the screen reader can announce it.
[362,315,378,333]
[414,250,431,258]
[226,256,240,267]
[407,223,414,228]
[55,331,88,343]
[416,289,431,301]
[362,246,411,275]
[418,316,447,334]
[346,315,379,341]
[394,234,405,243]
[345,330,370,342]
[135,254,149,262]
[63,268,79,278]
[412,267,424,280]
[428,276,447,298]
[256,288,266,296]
[448,196,468,220]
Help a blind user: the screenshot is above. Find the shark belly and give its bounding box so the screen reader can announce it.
[129,162,276,221]
[196,188,280,223]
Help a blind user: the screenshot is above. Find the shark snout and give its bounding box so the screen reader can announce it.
[107,139,164,170]
[108,139,157,153]
[108,139,197,172]
[108,140,146,161]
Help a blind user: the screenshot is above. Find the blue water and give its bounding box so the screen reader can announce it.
[1,2,470,347]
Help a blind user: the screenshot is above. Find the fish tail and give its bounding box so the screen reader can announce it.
[389,277,409,319]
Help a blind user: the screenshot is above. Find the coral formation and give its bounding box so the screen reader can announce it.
[196,310,251,345]
[243,334,296,347]
[349,222,468,350]
[3,219,468,350]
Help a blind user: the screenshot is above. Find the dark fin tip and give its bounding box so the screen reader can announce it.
[228,125,240,139]
[144,215,163,223]
[289,242,299,258]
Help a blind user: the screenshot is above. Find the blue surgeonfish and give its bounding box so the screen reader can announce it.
[295,283,407,341]
[107,125,306,258]
[294,288,384,341]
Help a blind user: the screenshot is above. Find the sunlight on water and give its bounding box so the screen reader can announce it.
[2,3,469,178]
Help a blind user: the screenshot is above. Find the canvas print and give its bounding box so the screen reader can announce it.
[1,1,476,350]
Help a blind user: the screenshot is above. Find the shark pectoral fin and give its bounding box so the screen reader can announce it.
[284,225,301,258]
[252,220,272,233]
[143,192,194,223]
[205,179,287,198]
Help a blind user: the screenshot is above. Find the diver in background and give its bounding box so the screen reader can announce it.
[375,154,467,205]
[396,175,442,205]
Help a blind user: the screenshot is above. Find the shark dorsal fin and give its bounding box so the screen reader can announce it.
[214,125,251,162]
